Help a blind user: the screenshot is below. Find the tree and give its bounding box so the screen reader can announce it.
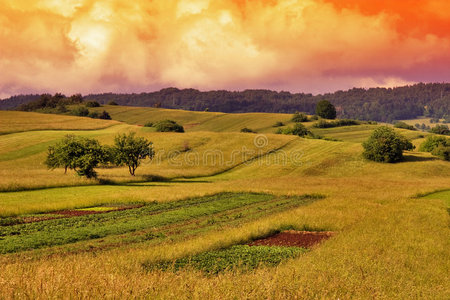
[113,132,154,176]
[45,135,106,178]
[362,126,414,163]
[315,100,336,119]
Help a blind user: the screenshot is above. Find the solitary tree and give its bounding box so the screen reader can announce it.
[362,127,414,163]
[113,132,154,176]
[45,135,106,178]
[315,100,336,119]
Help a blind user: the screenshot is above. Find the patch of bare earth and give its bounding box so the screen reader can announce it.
[248,230,334,248]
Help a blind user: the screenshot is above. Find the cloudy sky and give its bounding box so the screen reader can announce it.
[1,0,450,98]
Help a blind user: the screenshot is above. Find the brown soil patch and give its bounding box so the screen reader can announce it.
[248,230,334,248]
[184,123,200,129]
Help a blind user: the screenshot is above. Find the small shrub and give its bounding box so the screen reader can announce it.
[154,120,184,133]
[362,126,415,163]
[108,101,118,105]
[144,122,153,127]
[273,121,284,127]
[291,113,308,123]
[99,110,112,120]
[394,122,417,131]
[313,119,359,128]
[88,111,99,119]
[71,107,89,117]
[85,101,101,108]
[291,123,308,137]
[310,115,319,121]
[240,127,255,133]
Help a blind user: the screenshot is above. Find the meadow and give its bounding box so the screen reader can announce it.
[0,108,449,299]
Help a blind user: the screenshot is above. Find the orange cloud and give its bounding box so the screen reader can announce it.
[0,0,449,98]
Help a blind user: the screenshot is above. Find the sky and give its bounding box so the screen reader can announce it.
[1,0,450,98]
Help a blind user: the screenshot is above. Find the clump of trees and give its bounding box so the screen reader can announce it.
[315,100,336,119]
[419,136,450,161]
[154,120,184,132]
[394,122,417,131]
[313,119,360,128]
[362,126,415,163]
[45,133,154,178]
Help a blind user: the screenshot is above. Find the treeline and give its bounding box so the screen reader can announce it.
[1,83,449,122]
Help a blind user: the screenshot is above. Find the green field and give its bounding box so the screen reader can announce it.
[0,108,449,299]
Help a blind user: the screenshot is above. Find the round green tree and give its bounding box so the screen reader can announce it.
[315,100,336,119]
[362,126,414,163]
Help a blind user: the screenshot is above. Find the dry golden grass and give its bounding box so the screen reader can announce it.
[0,110,449,299]
[0,111,119,134]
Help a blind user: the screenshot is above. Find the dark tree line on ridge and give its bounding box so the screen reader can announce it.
[1,83,449,122]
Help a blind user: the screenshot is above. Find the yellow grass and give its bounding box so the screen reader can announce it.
[0,111,119,134]
[0,109,449,299]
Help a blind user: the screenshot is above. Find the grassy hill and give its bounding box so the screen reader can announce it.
[0,108,449,299]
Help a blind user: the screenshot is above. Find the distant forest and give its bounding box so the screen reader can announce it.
[1,83,449,122]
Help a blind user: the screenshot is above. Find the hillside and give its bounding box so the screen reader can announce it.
[0,109,449,299]
[1,83,449,122]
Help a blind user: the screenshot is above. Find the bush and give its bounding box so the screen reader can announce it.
[240,127,255,133]
[394,122,417,131]
[154,120,184,133]
[144,122,153,127]
[108,101,118,105]
[99,110,112,120]
[429,125,450,135]
[88,111,99,119]
[276,124,309,137]
[315,100,336,119]
[419,136,450,152]
[273,121,284,127]
[431,145,450,161]
[71,107,89,117]
[85,101,101,108]
[363,126,415,163]
[291,113,308,123]
[313,119,359,128]
[291,123,308,137]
